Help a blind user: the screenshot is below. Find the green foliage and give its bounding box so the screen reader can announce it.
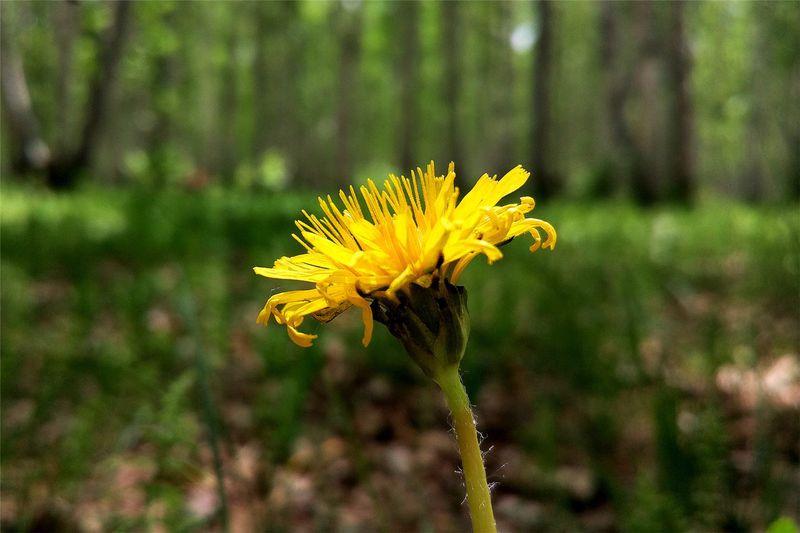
[623,475,688,533]
[768,517,800,533]
[1,187,798,529]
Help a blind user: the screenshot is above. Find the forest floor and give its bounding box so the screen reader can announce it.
[1,186,798,532]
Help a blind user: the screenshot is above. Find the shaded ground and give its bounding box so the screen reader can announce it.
[1,187,798,531]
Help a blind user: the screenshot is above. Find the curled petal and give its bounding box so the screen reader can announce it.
[444,239,502,264]
[287,325,317,348]
[347,290,374,347]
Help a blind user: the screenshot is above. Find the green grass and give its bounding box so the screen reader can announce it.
[2,185,798,531]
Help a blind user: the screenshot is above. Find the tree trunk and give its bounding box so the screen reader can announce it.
[598,1,653,203]
[147,9,180,188]
[741,8,767,202]
[531,0,559,197]
[251,1,303,185]
[251,1,271,163]
[281,1,304,186]
[2,0,131,188]
[782,31,800,200]
[397,1,419,175]
[441,1,463,168]
[216,25,239,183]
[53,1,79,156]
[56,0,132,187]
[45,0,132,188]
[334,3,363,184]
[472,2,493,177]
[0,6,52,173]
[786,128,800,201]
[597,0,624,197]
[629,1,660,205]
[664,0,694,203]
[488,0,515,175]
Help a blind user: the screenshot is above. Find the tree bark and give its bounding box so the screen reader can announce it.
[488,0,515,175]
[0,6,52,173]
[47,0,133,188]
[782,29,800,200]
[251,1,271,163]
[441,1,463,168]
[281,1,304,186]
[251,1,304,185]
[741,7,770,202]
[629,0,660,205]
[63,0,131,184]
[147,9,180,188]
[786,72,800,200]
[334,3,363,184]
[216,23,239,183]
[664,0,694,203]
[531,0,559,197]
[2,1,131,188]
[597,0,624,196]
[397,1,419,175]
[53,1,79,156]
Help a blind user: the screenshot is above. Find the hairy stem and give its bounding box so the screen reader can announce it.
[435,365,497,533]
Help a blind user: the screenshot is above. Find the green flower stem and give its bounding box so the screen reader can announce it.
[435,365,497,533]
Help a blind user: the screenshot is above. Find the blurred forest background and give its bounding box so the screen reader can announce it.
[1,1,799,532]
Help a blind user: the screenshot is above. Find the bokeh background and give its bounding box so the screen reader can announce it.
[2,1,799,531]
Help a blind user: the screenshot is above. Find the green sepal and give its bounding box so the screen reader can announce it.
[371,278,469,377]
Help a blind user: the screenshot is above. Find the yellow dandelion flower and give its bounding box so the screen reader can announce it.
[253,162,556,348]
[253,161,557,532]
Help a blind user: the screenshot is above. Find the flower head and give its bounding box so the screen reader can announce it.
[254,162,556,347]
